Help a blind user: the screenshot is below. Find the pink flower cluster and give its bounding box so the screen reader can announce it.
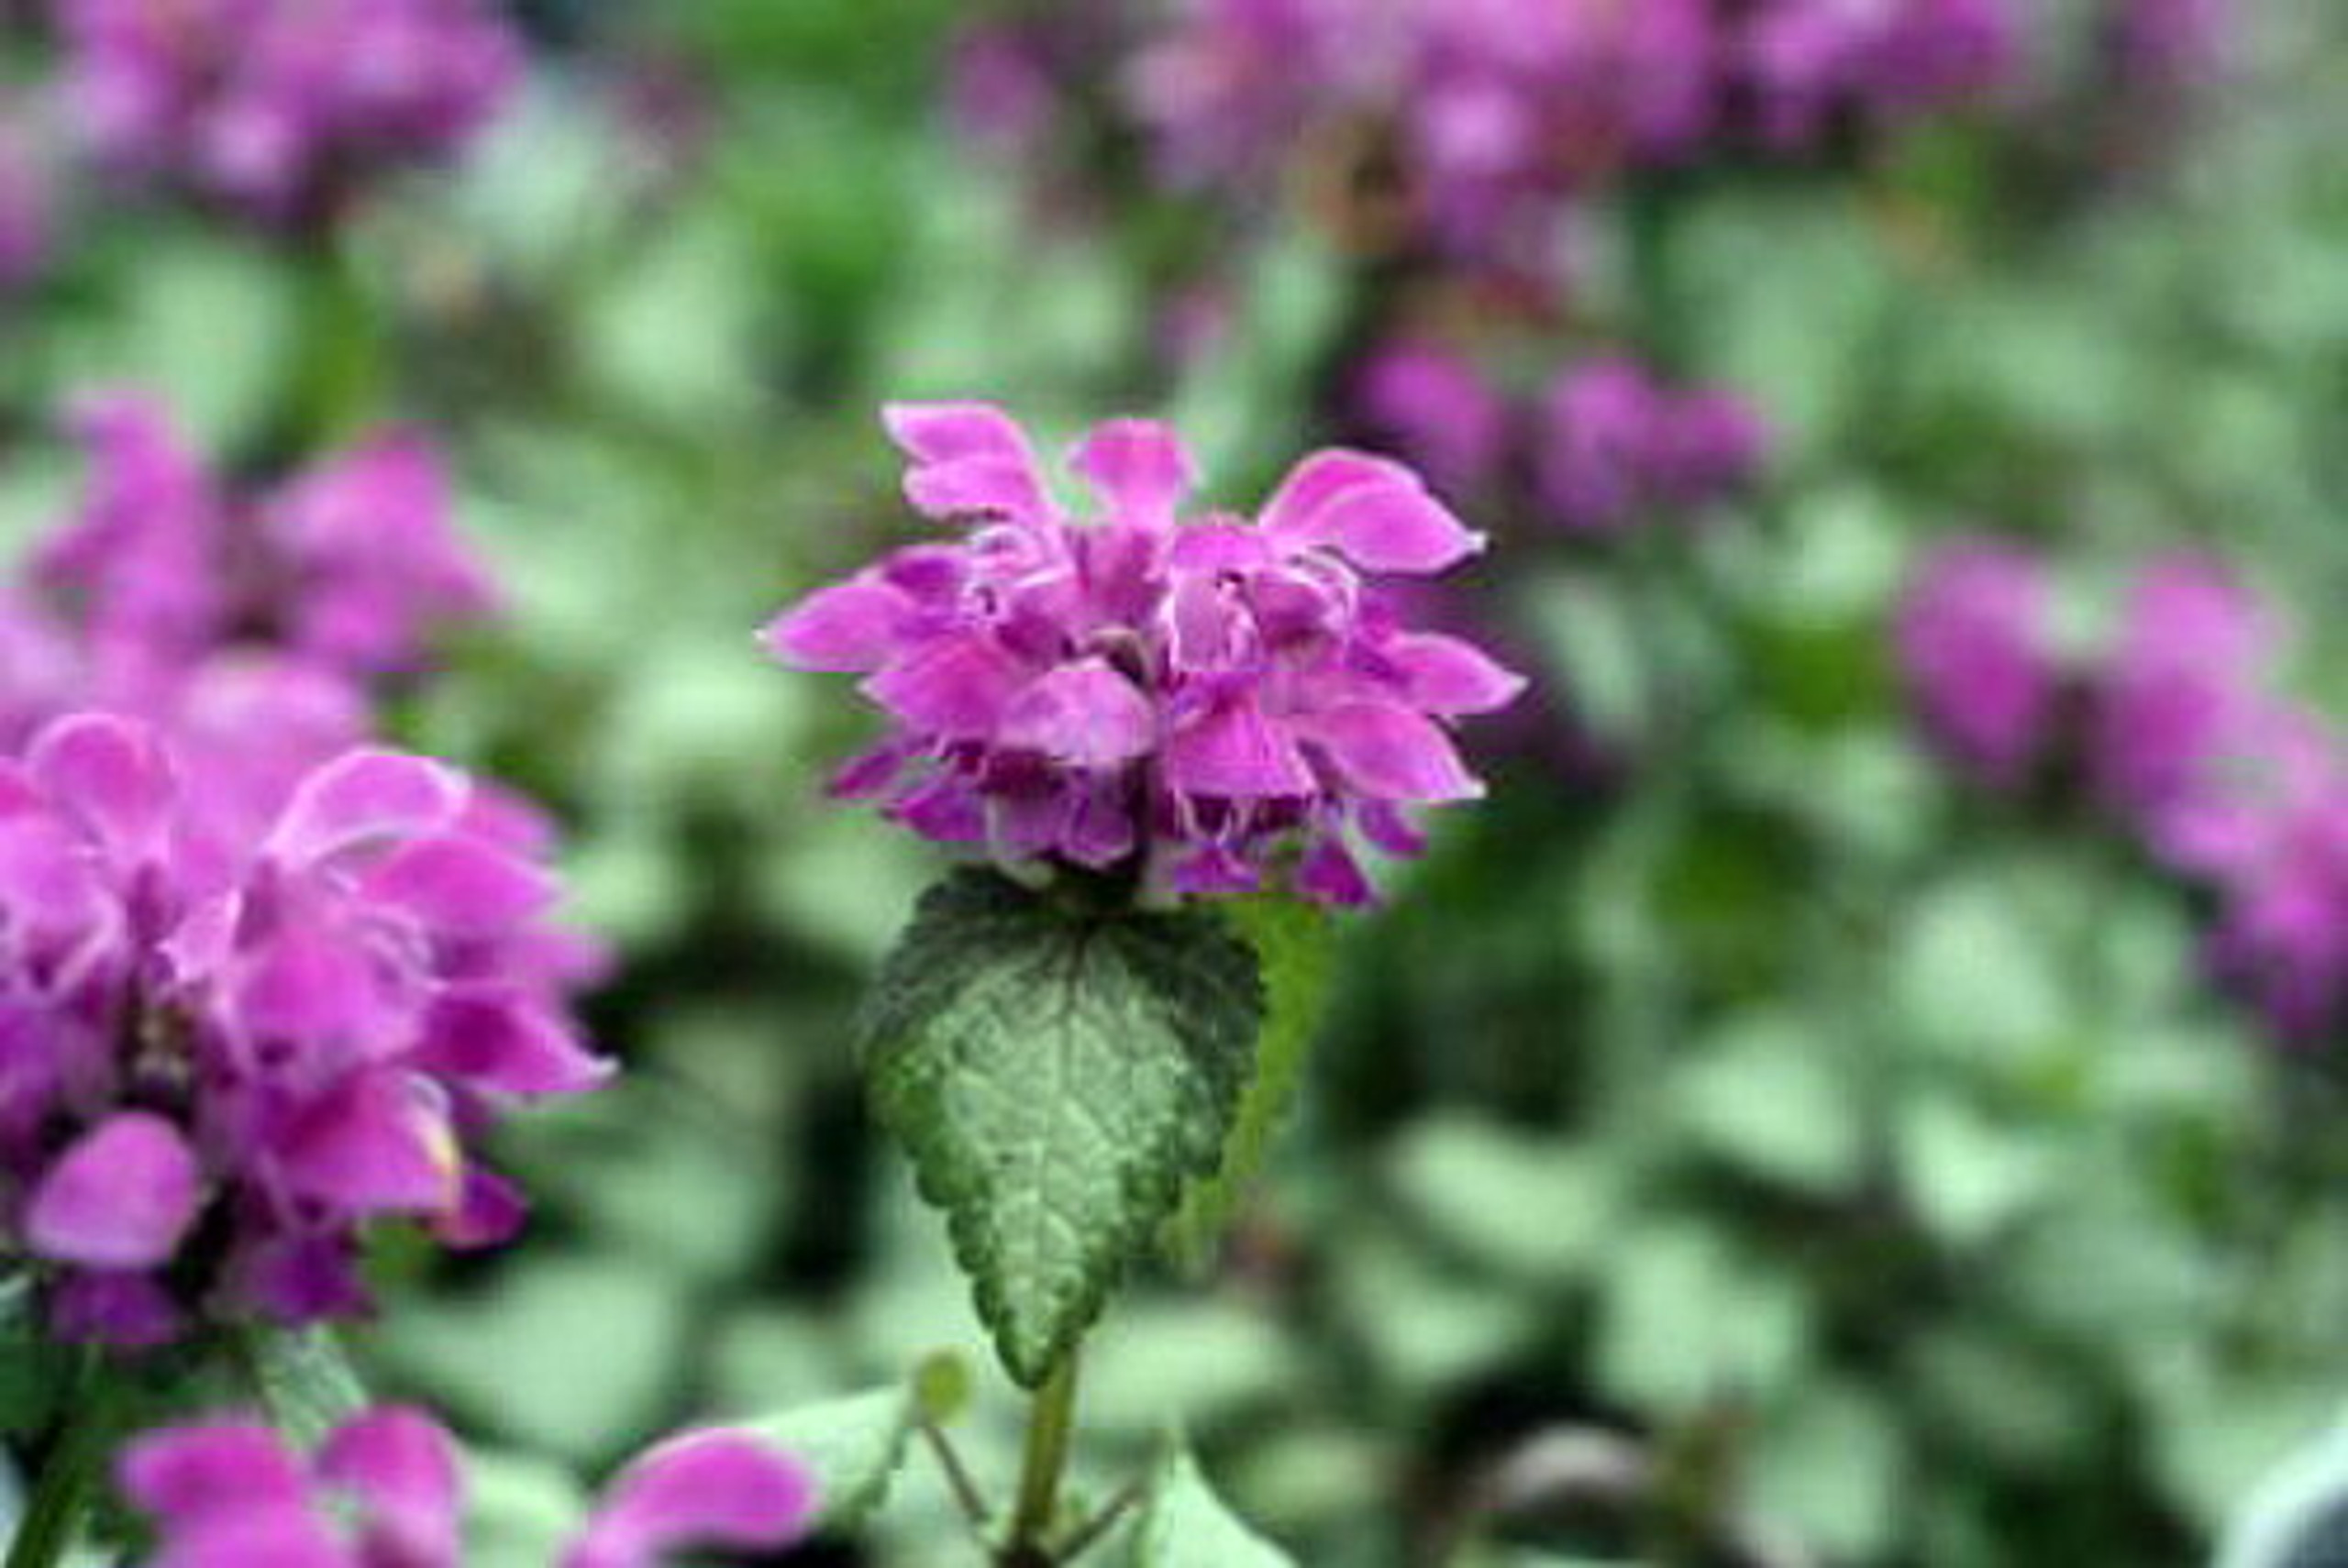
[763,403,1524,906]
[0,716,606,1346]
[1128,0,2021,272]
[54,0,519,220]
[1899,545,2348,1043]
[1349,342,1768,532]
[0,391,605,1344]
[5,394,495,754]
[123,1405,811,1568]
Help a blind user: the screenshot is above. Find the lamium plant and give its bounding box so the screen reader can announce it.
[760,403,1523,1563]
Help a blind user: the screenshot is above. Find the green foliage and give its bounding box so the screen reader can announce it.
[1128,1443,1298,1567]
[861,871,1263,1386]
[1168,896,1336,1266]
[228,1327,370,1452]
[744,1377,934,1535]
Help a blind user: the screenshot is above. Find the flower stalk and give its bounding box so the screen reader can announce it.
[6,1352,121,1568]
[1000,1353,1082,1566]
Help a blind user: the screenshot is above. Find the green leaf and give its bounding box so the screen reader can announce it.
[862,871,1262,1386]
[2218,1408,2348,1568]
[0,1275,67,1439]
[464,1450,589,1568]
[1129,1443,1297,1567]
[229,1326,368,1450]
[741,1381,926,1535]
[1168,896,1335,1266]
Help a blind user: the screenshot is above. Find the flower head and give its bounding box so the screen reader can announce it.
[2091,553,2273,850]
[1897,538,2058,787]
[1348,338,1510,501]
[57,0,519,221]
[0,713,605,1346]
[1534,359,1768,532]
[35,392,495,690]
[122,1407,814,1568]
[763,404,1523,906]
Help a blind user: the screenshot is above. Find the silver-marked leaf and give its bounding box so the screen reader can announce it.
[863,871,1262,1386]
[465,1450,588,1568]
[741,1380,924,1534]
[1168,895,1335,1266]
[1129,1442,1296,1566]
[231,1326,368,1450]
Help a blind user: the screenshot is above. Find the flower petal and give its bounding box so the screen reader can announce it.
[1380,632,1527,714]
[881,402,1033,465]
[279,1071,460,1216]
[120,1421,310,1528]
[415,992,612,1099]
[862,635,1028,740]
[232,929,383,1049]
[1257,449,1410,538]
[26,1112,201,1270]
[1164,695,1314,799]
[1069,418,1195,527]
[904,457,1053,525]
[361,834,555,935]
[758,576,920,672]
[270,748,466,867]
[317,1408,463,1566]
[1000,659,1156,768]
[1301,701,1483,801]
[1298,835,1375,907]
[1303,479,1484,573]
[564,1429,814,1568]
[27,712,176,858]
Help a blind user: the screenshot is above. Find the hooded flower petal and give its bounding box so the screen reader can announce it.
[27,712,177,860]
[1380,632,1529,714]
[563,1429,814,1568]
[862,635,1030,739]
[279,1071,460,1216]
[1001,659,1157,767]
[1300,701,1483,802]
[121,1422,312,1528]
[1069,418,1196,528]
[267,749,466,867]
[1164,693,1316,799]
[316,1408,463,1566]
[26,1113,201,1270]
[759,577,924,672]
[360,834,556,935]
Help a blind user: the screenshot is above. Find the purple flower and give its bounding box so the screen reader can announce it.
[0,713,607,1346]
[1734,0,2020,148]
[1347,337,1510,499]
[2091,553,2273,854]
[1405,0,1717,259]
[1126,0,1351,188]
[1534,359,1767,532]
[35,392,497,690]
[260,431,499,677]
[56,0,519,222]
[2110,0,2234,95]
[122,1407,814,1568]
[948,23,1069,155]
[1896,538,2058,787]
[2204,743,2348,1043]
[763,403,1523,907]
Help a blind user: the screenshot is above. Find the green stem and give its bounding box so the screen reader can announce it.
[998,1353,1082,1567]
[6,1353,119,1568]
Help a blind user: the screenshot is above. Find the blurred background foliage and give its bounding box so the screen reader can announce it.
[7,2,2348,1564]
